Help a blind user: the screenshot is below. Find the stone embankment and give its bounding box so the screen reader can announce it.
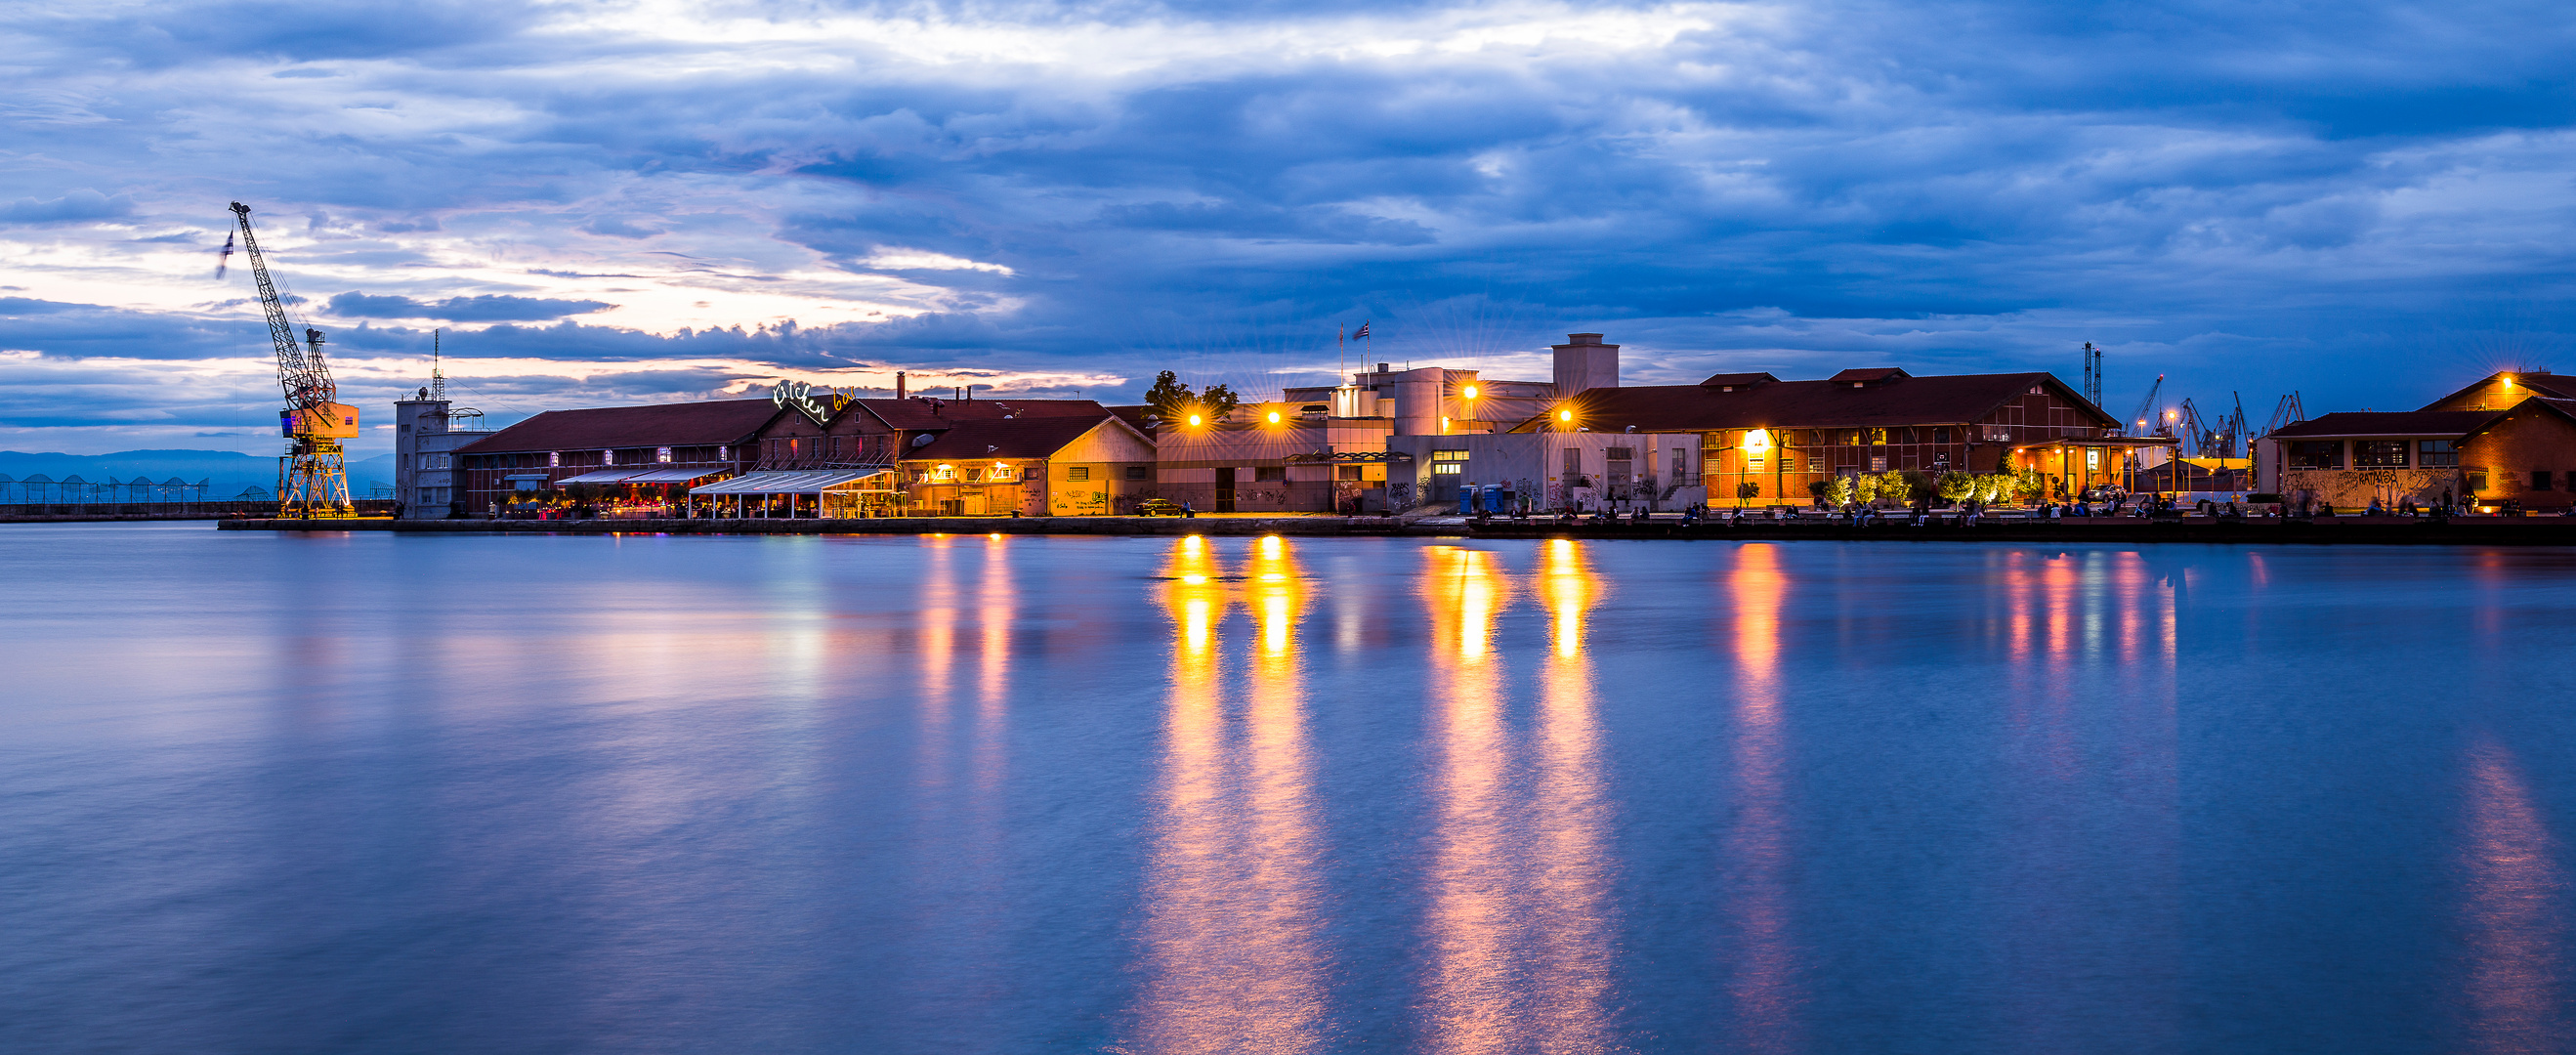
[215,515,2576,545]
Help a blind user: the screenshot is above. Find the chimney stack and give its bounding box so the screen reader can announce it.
[895,370,907,400]
[1552,333,1620,398]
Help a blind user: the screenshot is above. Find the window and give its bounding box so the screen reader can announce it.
[1125,465,1149,480]
[988,465,1014,482]
[1067,466,1091,481]
[1607,446,1634,460]
[932,465,954,481]
[1933,427,1952,444]
[2029,385,2045,395]
[964,468,984,482]
[2534,471,2555,491]
[1867,428,1888,444]
[719,445,730,461]
[2287,441,2344,469]
[2419,440,2458,466]
[656,446,673,463]
[1254,466,1286,482]
[1807,455,1823,472]
[1748,454,1765,473]
[1870,455,1887,472]
[2354,441,2408,467]
[2468,471,2489,492]
[1433,463,1463,475]
[1336,465,1362,481]
[1984,426,2011,442]
[1432,449,1468,461]
[548,451,561,467]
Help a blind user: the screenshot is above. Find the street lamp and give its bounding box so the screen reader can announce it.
[1267,410,1283,425]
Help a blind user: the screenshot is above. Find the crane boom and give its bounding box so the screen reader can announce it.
[230,201,355,516]
[2127,374,2164,437]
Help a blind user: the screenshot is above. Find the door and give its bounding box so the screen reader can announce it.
[1215,467,1237,513]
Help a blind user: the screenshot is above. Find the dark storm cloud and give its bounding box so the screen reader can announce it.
[4,0,2576,452]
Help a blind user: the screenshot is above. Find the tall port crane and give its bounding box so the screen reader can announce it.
[2127,374,2165,437]
[230,201,357,516]
[2177,396,2249,458]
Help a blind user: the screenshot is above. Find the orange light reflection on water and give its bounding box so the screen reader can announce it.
[1528,538,1619,1052]
[1724,542,1800,1052]
[1417,545,1519,1052]
[1130,536,1331,1053]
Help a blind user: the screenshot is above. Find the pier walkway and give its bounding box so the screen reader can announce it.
[214,513,2576,545]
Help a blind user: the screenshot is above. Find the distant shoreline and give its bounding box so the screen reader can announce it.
[210,515,2576,546]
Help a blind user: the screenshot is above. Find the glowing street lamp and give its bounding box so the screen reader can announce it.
[1461,384,1479,400]
[1267,409,1283,425]
[1186,411,1204,427]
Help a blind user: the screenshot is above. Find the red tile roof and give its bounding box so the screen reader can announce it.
[457,399,782,454]
[903,414,1137,461]
[2418,371,2576,409]
[846,397,1109,431]
[1512,372,2111,433]
[2267,410,2501,439]
[1698,372,1780,388]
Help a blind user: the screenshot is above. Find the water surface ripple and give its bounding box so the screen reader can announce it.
[6,525,2575,1053]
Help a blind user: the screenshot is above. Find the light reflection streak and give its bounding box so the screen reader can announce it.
[1529,539,1619,1052]
[975,535,1013,798]
[2462,742,2569,1049]
[1417,545,1519,1052]
[1131,536,1331,1053]
[1723,542,1800,1052]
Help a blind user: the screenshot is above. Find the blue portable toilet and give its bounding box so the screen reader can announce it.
[1488,483,1513,516]
[1460,482,1481,515]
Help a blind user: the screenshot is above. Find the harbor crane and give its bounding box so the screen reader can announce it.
[2126,374,2166,437]
[229,201,357,516]
[2177,396,2249,459]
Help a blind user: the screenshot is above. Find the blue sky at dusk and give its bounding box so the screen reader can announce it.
[3,0,2573,456]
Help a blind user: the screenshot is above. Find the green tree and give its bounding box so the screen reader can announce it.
[1876,470,1913,506]
[1822,474,1854,506]
[1735,481,1760,507]
[1937,471,1976,501]
[1142,370,1242,423]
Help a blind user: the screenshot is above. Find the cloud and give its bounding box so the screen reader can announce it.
[324,292,617,321]
[0,190,134,225]
[1,0,2574,453]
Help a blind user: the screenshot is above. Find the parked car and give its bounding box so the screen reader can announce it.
[1137,498,1184,517]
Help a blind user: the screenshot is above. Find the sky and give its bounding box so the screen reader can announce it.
[3,0,2573,457]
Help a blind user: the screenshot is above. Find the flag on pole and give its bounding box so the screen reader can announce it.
[215,232,234,279]
[1353,321,1371,341]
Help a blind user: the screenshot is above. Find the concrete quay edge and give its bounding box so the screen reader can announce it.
[212,516,2576,545]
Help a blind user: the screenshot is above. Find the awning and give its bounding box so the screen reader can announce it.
[500,474,553,482]
[556,469,648,485]
[691,469,895,495]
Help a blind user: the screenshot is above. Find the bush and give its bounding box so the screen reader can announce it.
[1822,475,1854,506]
[1937,472,1976,501]
[1876,470,1914,507]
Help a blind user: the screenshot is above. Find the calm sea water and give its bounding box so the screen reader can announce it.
[6,524,2576,1054]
